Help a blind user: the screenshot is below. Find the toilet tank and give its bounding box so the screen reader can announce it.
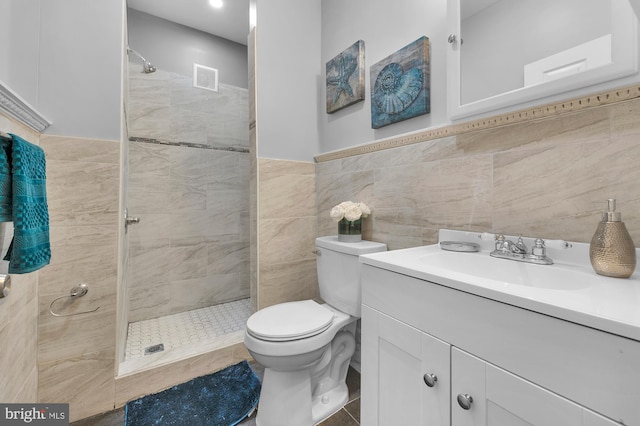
[316,236,387,317]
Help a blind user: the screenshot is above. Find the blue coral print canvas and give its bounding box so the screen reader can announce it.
[326,40,365,114]
[370,36,430,128]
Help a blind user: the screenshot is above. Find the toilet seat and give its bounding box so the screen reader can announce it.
[246,300,335,342]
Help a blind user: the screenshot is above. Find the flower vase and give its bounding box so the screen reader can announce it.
[338,218,362,242]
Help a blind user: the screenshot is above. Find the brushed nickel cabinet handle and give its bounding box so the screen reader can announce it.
[457,393,473,410]
[423,373,437,388]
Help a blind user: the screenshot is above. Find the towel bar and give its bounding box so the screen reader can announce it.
[49,283,100,317]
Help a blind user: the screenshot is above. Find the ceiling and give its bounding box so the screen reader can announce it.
[127,0,251,45]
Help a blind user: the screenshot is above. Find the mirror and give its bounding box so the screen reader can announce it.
[447,0,638,120]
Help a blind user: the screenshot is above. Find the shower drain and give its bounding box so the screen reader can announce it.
[144,343,165,355]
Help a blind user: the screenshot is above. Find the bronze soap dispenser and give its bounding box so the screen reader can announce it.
[589,199,636,278]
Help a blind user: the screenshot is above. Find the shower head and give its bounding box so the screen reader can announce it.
[142,61,157,74]
[127,47,157,74]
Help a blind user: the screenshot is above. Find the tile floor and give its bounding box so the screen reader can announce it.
[70,363,361,426]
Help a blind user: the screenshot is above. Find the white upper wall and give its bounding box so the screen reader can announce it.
[319,0,640,156]
[0,0,125,141]
[3,0,639,153]
[0,1,8,84]
[319,0,448,154]
[254,0,448,161]
[255,0,322,161]
[0,0,40,106]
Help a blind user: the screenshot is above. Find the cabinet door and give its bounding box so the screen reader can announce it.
[451,348,622,426]
[361,306,450,426]
[451,347,487,426]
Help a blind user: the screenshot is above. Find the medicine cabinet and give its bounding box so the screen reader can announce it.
[446,0,638,120]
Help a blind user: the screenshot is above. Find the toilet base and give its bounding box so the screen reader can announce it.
[256,368,313,426]
[255,369,350,426]
[311,382,349,424]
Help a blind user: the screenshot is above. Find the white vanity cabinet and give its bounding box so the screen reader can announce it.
[361,306,450,425]
[360,264,638,426]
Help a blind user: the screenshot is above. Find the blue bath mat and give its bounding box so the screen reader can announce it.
[125,360,261,426]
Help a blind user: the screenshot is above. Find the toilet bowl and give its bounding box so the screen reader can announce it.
[245,301,356,425]
[244,236,387,426]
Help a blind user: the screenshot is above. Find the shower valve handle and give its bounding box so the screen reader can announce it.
[124,208,140,233]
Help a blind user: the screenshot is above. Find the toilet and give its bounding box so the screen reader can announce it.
[244,236,387,426]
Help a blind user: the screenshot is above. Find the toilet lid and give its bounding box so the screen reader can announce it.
[246,300,335,342]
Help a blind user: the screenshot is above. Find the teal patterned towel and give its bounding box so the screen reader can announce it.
[0,134,51,273]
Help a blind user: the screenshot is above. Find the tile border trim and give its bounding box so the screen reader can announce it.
[314,83,640,163]
[129,136,250,153]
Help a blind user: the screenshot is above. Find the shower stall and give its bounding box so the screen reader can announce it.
[118,50,251,374]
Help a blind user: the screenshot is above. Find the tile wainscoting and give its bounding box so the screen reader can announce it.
[256,158,319,309]
[316,92,640,250]
[37,135,120,421]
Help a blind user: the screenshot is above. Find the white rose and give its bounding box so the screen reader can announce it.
[358,202,371,217]
[344,204,362,221]
[330,205,345,222]
[339,201,355,210]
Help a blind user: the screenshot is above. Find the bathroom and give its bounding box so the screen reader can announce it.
[1,0,640,424]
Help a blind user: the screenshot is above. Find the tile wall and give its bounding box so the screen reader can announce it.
[37,134,120,421]
[32,130,253,423]
[128,67,248,151]
[317,98,640,250]
[0,114,40,404]
[249,29,258,312]
[2,107,252,422]
[257,159,318,309]
[127,65,250,322]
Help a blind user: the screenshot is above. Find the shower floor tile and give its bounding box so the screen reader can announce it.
[123,298,252,370]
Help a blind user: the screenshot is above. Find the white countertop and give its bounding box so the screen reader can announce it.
[360,230,640,342]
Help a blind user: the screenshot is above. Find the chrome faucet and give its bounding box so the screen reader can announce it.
[494,235,527,254]
[491,234,553,265]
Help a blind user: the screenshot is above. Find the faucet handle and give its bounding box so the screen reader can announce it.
[532,238,546,258]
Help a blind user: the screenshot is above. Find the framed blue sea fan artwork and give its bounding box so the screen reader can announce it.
[326,40,365,114]
[370,36,430,128]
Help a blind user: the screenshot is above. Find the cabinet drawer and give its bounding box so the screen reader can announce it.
[362,265,640,426]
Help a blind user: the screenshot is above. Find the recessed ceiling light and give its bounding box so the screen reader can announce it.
[209,0,223,8]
